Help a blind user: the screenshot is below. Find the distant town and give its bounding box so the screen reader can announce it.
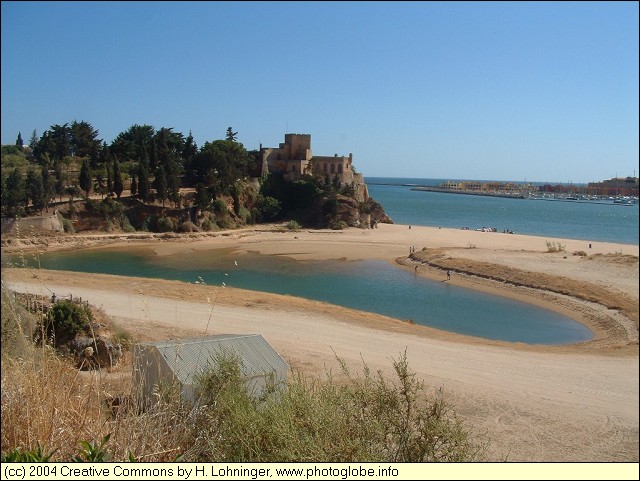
[408,176,639,203]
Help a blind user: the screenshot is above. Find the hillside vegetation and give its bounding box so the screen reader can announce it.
[2,124,391,235]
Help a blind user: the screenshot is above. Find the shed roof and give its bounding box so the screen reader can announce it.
[139,334,288,385]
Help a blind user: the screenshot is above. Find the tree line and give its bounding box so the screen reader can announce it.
[1,122,260,217]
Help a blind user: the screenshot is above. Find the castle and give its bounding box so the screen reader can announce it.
[259,134,369,202]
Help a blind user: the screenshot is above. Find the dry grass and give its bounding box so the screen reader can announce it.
[0,279,192,462]
[1,340,192,461]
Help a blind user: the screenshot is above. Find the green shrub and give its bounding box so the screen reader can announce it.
[238,206,252,224]
[185,351,485,462]
[216,217,235,229]
[40,300,92,346]
[141,215,154,232]
[254,195,282,222]
[201,219,217,232]
[179,221,200,233]
[331,220,348,230]
[64,219,75,233]
[286,220,301,231]
[156,216,175,233]
[122,216,136,233]
[57,212,75,233]
[212,199,228,215]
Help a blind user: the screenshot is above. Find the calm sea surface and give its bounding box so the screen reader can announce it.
[367,177,639,245]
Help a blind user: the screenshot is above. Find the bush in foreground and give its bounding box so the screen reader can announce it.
[185,350,486,462]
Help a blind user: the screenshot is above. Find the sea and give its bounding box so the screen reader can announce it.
[4,177,636,345]
[366,177,639,245]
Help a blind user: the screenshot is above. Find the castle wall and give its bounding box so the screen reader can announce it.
[313,155,353,183]
[260,135,368,201]
[283,134,312,160]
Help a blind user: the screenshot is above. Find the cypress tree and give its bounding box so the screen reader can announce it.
[149,138,158,171]
[79,159,93,198]
[53,160,67,202]
[29,130,38,152]
[113,156,124,199]
[130,174,137,197]
[154,165,167,207]
[41,166,55,211]
[106,160,113,193]
[138,161,150,203]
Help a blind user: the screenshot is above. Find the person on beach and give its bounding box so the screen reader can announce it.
[447,270,451,280]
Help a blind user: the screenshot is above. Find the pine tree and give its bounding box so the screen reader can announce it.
[3,168,26,216]
[16,132,24,149]
[26,169,46,214]
[226,127,238,142]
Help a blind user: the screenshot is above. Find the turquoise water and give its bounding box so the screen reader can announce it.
[367,177,639,245]
[5,247,593,345]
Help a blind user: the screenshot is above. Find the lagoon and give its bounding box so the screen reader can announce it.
[5,246,593,345]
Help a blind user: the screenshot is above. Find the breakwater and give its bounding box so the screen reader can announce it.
[410,186,526,199]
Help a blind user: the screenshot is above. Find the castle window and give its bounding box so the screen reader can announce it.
[323,163,327,172]
[338,164,343,174]
[330,164,335,174]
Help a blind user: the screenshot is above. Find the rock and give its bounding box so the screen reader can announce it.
[68,336,123,369]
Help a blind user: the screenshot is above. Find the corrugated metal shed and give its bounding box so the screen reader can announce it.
[133,334,289,406]
[147,334,289,385]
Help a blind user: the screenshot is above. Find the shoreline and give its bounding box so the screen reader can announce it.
[2,223,638,461]
[1,222,638,353]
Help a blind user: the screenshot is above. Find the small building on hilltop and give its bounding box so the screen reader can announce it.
[260,133,369,202]
[133,334,289,408]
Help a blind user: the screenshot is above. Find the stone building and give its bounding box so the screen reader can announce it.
[260,133,368,202]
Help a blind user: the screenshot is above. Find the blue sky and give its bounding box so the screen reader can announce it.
[2,1,638,183]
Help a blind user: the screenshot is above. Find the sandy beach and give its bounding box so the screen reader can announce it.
[2,223,638,461]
